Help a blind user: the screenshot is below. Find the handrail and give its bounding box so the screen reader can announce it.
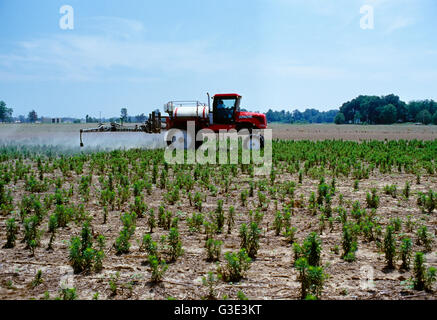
[167,100,205,106]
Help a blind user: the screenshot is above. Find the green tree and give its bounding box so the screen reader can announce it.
[354,111,362,124]
[0,101,13,122]
[334,112,345,124]
[432,111,437,125]
[339,94,408,124]
[380,104,397,124]
[120,108,128,123]
[136,113,147,123]
[408,100,437,122]
[28,110,38,123]
[416,109,432,124]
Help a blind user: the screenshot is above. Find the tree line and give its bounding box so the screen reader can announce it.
[265,94,437,125]
[0,102,148,124]
[265,108,338,124]
[335,94,437,125]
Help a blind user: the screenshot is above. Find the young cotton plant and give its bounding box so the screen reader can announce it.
[341,223,358,262]
[416,225,433,252]
[165,185,180,205]
[274,211,283,236]
[360,216,376,242]
[295,257,327,300]
[130,196,147,218]
[114,212,137,254]
[316,179,330,206]
[167,227,183,261]
[4,218,18,249]
[0,181,13,216]
[147,209,157,233]
[239,222,261,259]
[69,222,105,274]
[218,249,251,282]
[383,184,397,198]
[30,270,44,289]
[417,190,436,214]
[47,214,58,250]
[227,206,235,234]
[399,237,412,270]
[303,232,322,267]
[205,238,222,262]
[187,212,204,233]
[214,199,225,233]
[402,181,411,199]
[108,271,120,296]
[350,201,365,222]
[383,225,396,269]
[292,232,322,267]
[148,255,168,283]
[366,188,380,209]
[284,226,297,244]
[201,271,221,300]
[257,191,269,210]
[194,192,204,212]
[23,215,42,256]
[413,252,436,292]
[240,189,249,207]
[308,192,317,215]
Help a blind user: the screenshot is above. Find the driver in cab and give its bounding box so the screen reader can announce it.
[217,99,232,121]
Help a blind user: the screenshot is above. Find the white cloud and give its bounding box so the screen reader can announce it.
[82,16,146,39]
[1,14,346,84]
[0,16,235,82]
[385,16,415,33]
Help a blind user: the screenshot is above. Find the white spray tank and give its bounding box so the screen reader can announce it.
[164,100,209,120]
[173,106,209,119]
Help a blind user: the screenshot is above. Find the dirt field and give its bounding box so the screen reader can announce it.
[270,123,437,141]
[0,124,436,300]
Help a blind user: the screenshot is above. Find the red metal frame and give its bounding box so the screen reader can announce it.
[166,93,267,132]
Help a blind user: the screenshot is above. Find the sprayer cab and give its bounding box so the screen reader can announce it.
[212,93,241,124]
[209,93,267,131]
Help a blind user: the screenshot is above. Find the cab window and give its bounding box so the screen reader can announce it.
[214,98,237,124]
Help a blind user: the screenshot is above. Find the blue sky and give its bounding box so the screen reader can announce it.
[0,0,436,118]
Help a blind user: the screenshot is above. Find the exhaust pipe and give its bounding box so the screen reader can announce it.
[207,92,213,125]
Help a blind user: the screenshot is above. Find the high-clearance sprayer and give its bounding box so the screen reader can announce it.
[79,93,268,149]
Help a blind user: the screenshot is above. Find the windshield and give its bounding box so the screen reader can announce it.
[216,98,236,109]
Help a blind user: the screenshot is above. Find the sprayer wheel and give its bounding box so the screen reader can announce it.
[243,133,264,150]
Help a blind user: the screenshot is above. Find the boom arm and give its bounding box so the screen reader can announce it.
[79,111,164,147]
